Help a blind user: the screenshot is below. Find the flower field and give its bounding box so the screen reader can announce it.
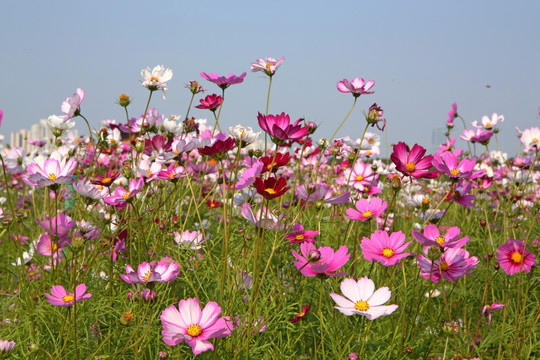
[0,58,538,359]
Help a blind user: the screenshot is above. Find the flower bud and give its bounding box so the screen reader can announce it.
[427,246,442,261]
[158,351,169,359]
[120,311,135,326]
[134,141,145,153]
[71,236,85,250]
[117,94,131,107]
[307,249,321,262]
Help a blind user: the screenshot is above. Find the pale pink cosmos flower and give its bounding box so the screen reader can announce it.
[360,230,412,266]
[482,302,505,325]
[418,247,479,282]
[141,65,173,99]
[432,151,485,180]
[174,230,206,250]
[330,277,398,320]
[496,238,536,275]
[0,339,15,354]
[23,154,77,188]
[103,177,145,209]
[336,78,375,97]
[292,242,349,277]
[472,113,504,130]
[240,203,282,230]
[160,297,233,354]
[339,159,377,192]
[519,127,540,151]
[346,197,387,221]
[200,72,246,90]
[411,224,469,249]
[45,283,92,307]
[120,258,181,284]
[250,57,285,76]
[61,88,85,118]
[36,233,71,258]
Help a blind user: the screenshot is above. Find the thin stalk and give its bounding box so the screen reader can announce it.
[329,97,357,144]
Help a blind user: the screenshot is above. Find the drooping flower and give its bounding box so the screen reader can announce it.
[254,176,289,199]
[120,258,181,284]
[496,238,536,275]
[46,114,75,137]
[250,57,286,76]
[141,65,173,99]
[45,283,92,307]
[195,94,223,112]
[257,112,309,144]
[411,224,469,249]
[200,72,246,90]
[336,78,375,97]
[330,277,398,320]
[61,88,85,118]
[290,304,310,323]
[160,297,233,354]
[292,242,349,277]
[346,197,387,221]
[417,247,479,282]
[360,230,413,266]
[240,203,282,230]
[482,302,505,325]
[447,102,458,127]
[391,142,438,179]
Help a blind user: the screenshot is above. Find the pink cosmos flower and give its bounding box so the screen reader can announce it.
[36,233,71,258]
[446,180,475,207]
[391,142,438,179]
[251,57,286,76]
[418,247,479,283]
[103,177,145,209]
[160,297,233,354]
[482,302,505,325]
[460,128,494,144]
[200,72,246,90]
[292,242,349,277]
[346,197,387,221]
[195,94,223,112]
[61,88,85,118]
[447,102,458,127]
[360,230,412,266]
[336,78,375,97]
[37,213,76,238]
[285,224,319,243]
[473,113,504,130]
[23,155,78,188]
[340,159,376,192]
[495,238,536,275]
[257,112,309,144]
[432,151,484,180]
[174,230,206,250]
[330,277,398,320]
[0,339,15,354]
[45,284,92,307]
[120,258,181,284]
[411,224,469,249]
[234,160,263,190]
[240,203,282,230]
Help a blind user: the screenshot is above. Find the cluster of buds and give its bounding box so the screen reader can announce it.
[366,103,386,131]
[185,80,205,95]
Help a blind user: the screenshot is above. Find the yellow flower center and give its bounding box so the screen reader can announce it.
[355,175,364,181]
[265,188,276,195]
[143,271,152,282]
[511,252,522,264]
[486,122,492,127]
[122,192,131,199]
[354,300,369,311]
[62,295,74,303]
[362,210,373,218]
[147,170,153,177]
[48,174,57,181]
[532,138,539,143]
[382,248,394,258]
[187,324,202,337]
[50,243,58,251]
[405,162,416,172]
[435,236,446,245]
[267,162,275,170]
[149,76,159,82]
[439,261,449,271]
[102,177,112,184]
[241,130,246,138]
[120,94,129,100]
[298,311,305,317]
[265,63,272,70]
[295,234,305,241]
[369,139,374,144]
[169,173,175,179]
[422,198,430,205]
[450,169,460,176]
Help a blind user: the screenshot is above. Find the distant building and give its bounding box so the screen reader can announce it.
[431,127,446,153]
[8,119,77,153]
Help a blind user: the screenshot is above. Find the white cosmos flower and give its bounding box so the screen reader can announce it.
[141,65,173,99]
[228,125,260,145]
[47,115,75,136]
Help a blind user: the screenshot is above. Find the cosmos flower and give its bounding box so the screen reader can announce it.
[174,230,206,250]
[290,304,310,323]
[45,284,92,307]
[292,242,349,277]
[346,197,387,221]
[496,238,536,275]
[37,213,76,238]
[200,72,246,90]
[61,88,85,118]
[160,297,233,354]
[391,142,438,179]
[336,78,375,97]
[254,176,289,199]
[240,203,282,230]
[120,258,181,284]
[432,151,484,180]
[141,65,173,99]
[250,56,286,76]
[23,154,77,188]
[482,302,505,325]
[103,177,145,209]
[330,277,398,320]
[195,94,223,112]
[417,247,479,282]
[411,224,469,249]
[0,339,15,354]
[360,230,413,266]
[257,112,309,144]
[285,224,319,243]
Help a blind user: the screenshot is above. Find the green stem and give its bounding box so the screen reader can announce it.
[329,97,357,143]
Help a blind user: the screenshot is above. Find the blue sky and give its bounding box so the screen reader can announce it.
[1,0,539,155]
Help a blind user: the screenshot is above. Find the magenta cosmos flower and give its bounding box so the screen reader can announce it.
[432,151,484,180]
[346,196,387,221]
[36,233,71,258]
[120,258,181,284]
[411,224,469,249]
[285,224,319,243]
[37,213,76,238]
[45,283,92,307]
[23,155,77,188]
[336,78,375,97]
[251,56,285,76]
[482,302,505,325]
[391,142,438,179]
[292,242,350,277]
[330,277,398,320]
[161,297,233,355]
[418,247,479,283]
[103,177,145,209]
[361,230,413,266]
[257,112,310,144]
[61,88,85,118]
[195,94,222,112]
[495,238,536,275]
[200,72,246,90]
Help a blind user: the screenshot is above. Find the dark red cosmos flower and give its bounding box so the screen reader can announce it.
[390,142,438,179]
[206,199,221,209]
[90,170,120,187]
[195,94,223,112]
[198,137,236,159]
[257,112,309,144]
[254,176,289,199]
[290,304,310,323]
[260,152,291,173]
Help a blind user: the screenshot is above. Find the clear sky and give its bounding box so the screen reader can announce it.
[1,0,539,156]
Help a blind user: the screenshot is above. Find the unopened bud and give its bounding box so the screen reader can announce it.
[120,311,135,326]
[480,220,487,227]
[307,249,321,262]
[158,351,169,359]
[427,246,442,261]
[71,237,85,250]
[134,141,145,153]
[118,94,131,107]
